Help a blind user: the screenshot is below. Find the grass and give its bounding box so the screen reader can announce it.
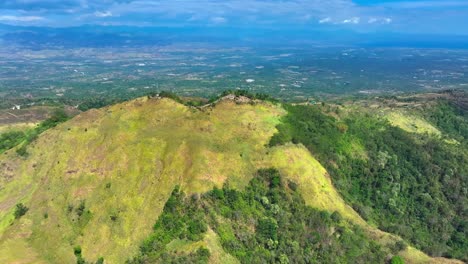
[385,111,441,136]
[162,228,239,264]
[0,97,284,263]
[203,228,239,264]
[0,97,461,264]
[0,122,37,133]
[262,143,367,226]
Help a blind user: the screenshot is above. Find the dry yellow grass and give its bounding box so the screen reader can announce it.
[0,98,284,263]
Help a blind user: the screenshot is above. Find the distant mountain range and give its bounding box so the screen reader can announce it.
[1,23,468,49]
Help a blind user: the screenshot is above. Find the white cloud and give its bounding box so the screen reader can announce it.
[342,17,360,24]
[0,15,44,22]
[378,1,468,9]
[94,11,112,18]
[368,17,392,24]
[211,16,227,24]
[318,17,331,24]
[368,17,377,24]
[109,0,358,24]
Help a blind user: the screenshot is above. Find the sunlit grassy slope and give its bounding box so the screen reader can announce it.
[386,111,441,136]
[0,97,284,263]
[0,97,461,263]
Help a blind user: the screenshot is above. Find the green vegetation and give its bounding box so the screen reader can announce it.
[78,97,125,111]
[130,169,388,263]
[0,131,26,153]
[391,255,405,264]
[74,246,104,264]
[74,246,85,264]
[157,91,184,104]
[425,101,468,142]
[385,111,441,136]
[78,90,198,111]
[270,102,468,260]
[78,89,277,111]
[0,94,464,264]
[213,89,279,103]
[209,168,386,263]
[14,203,28,219]
[128,186,210,263]
[0,108,69,155]
[0,97,285,263]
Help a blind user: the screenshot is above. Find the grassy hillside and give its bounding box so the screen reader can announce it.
[0,97,285,263]
[0,95,464,263]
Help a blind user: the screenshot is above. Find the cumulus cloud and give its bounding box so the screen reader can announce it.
[342,17,360,24]
[319,17,331,24]
[368,17,392,24]
[0,15,44,22]
[95,11,112,17]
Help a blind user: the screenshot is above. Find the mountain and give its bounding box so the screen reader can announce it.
[1,23,468,49]
[0,93,466,263]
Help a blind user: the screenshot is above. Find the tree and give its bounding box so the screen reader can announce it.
[257,217,278,241]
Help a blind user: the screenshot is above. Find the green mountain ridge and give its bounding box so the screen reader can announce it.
[0,94,465,263]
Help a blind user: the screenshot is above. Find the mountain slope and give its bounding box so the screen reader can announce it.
[270,97,467,262]
[0,96,463,263]
[0,97,284,263]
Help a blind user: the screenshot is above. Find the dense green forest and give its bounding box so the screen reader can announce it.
[424,101,468,141]
[127,169,393,264]
[269,101,468,260]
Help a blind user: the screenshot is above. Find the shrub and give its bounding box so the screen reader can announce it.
[331,211,342,223]
[16,145,28,157]
[14,203,29,219]
[196,247,210,261]
[211,186,225,200]
[257,217,278,241]
[390,255,405,264]
[159,91,183,103]
[0,131,25,154]
[76,200,86,217]
[393,240,408,253]
[73,246,82,256]
[73,245,86,264]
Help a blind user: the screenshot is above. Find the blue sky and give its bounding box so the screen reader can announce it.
[0,0,467,35]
